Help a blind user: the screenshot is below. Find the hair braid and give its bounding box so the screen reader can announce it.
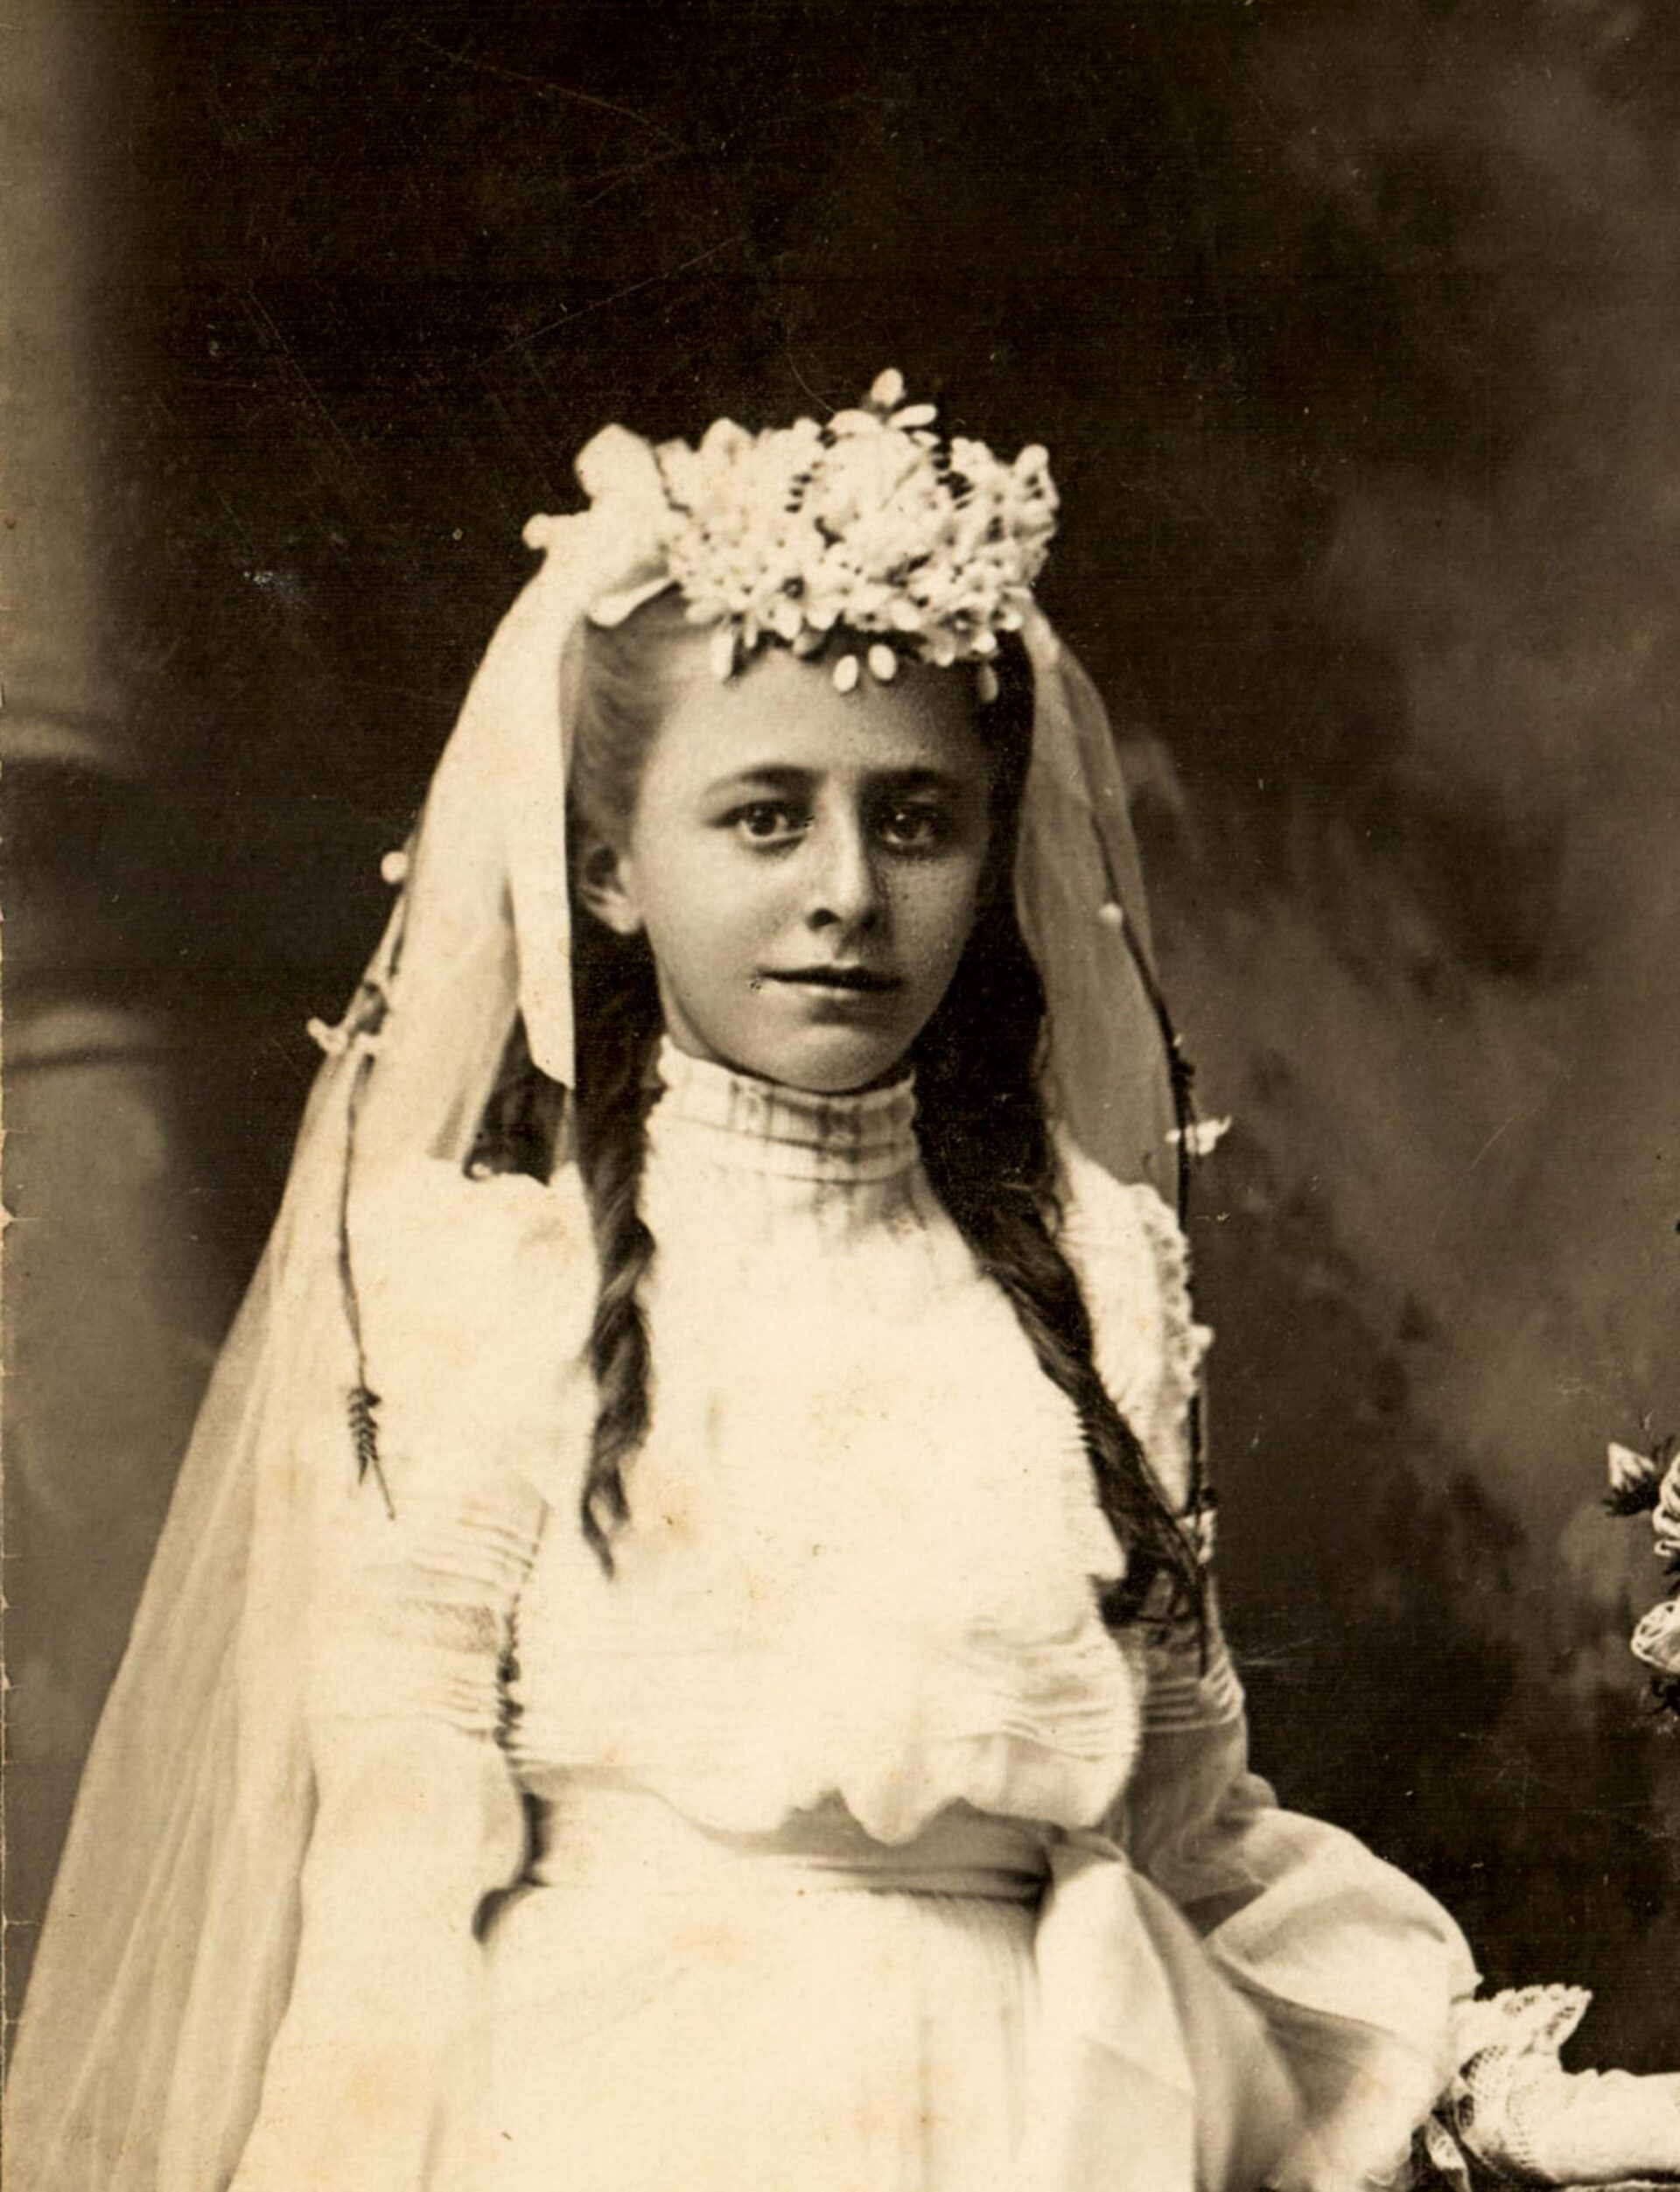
[569,940,662,1569]
[915,873,1201,1630]
[956,1192,1196,1627]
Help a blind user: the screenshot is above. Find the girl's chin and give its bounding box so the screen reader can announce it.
[780,1057,915,1095]
[668,1026,917,1097]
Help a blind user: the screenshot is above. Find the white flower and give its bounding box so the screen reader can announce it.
[708,627,738,682]
[1631,1593,1680,1676]
[1169,1116,1233,1158]
[1654,1451,1680,1560]
[305,1013,381,1061]
[1606,1440,1660,1500]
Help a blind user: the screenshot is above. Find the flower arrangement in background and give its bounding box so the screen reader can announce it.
[1604,1431,1680,1715]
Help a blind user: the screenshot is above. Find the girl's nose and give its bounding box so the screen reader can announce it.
[806,813,882,933]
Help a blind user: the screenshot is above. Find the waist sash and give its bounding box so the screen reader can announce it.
[528,1780,1047,1902]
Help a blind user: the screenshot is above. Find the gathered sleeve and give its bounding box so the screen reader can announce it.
[1124,1607,1479,2192]
[1057,1139,1481,2192]
[229,1159,592,2191]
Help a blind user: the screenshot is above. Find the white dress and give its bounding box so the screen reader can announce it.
[229,1044,1477,2192]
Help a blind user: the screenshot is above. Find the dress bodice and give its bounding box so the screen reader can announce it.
[345,1042,1211,1845]
[509,1045,1157,1844]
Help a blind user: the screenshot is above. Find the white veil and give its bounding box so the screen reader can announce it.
[4,423,1194,2190]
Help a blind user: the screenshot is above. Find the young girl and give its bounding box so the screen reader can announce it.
[9,377,1677,2192]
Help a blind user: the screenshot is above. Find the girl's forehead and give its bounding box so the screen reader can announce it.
[648,641,992,782]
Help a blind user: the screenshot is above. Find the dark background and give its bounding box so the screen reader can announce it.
[7,0,1679,2061]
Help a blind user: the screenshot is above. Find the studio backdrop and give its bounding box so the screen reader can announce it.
[6,0,1678,2063]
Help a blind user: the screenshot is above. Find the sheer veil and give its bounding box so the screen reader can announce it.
[4,422,1189,2189]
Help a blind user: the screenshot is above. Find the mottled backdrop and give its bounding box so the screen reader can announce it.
[6,0,1677,2061]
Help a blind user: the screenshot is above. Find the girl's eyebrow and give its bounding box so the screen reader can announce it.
[704,763,976,800]
[704,764,816,798]
[867,766,972,796]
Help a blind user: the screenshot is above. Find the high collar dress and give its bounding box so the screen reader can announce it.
[228,1045,1477,2192]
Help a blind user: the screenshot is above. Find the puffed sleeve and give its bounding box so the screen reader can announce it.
[1057,1138,1481,2192]
[229,1159,592,2191]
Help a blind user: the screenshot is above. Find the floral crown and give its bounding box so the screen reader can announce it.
[580,371,1057,701]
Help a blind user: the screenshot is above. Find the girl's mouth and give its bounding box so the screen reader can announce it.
[763,966,902,993]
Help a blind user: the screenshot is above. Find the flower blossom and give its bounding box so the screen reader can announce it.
[1604,1439,1662,1515]
[603,375,1057,689]
[1654,1449,1680,1564]
[1631,1593,1680,1677]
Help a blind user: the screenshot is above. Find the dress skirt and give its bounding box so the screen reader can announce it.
[430,1781,1292,2192]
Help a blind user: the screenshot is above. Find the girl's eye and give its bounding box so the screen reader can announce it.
[876,803,948,853]
[732,801,807,845]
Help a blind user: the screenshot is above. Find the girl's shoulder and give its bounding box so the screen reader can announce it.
[353,1152,595,1318]
[1051,1129,1210,1510]
[347,1155,598,1500]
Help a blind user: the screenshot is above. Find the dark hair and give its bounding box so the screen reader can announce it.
[472,592,1199,1627]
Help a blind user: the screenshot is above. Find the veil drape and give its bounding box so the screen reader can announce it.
[4,432,1192,2190]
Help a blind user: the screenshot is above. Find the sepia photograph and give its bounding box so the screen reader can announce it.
[5,3,1680,2186]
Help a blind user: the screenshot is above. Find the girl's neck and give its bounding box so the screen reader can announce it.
[647,1036,920,1194]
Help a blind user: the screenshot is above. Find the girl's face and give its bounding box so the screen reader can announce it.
[582,639,997,1093]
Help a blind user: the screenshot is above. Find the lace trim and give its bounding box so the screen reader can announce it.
[1411,1985,1680,2188]
[1054,1138,1214,1512]
[1129,1183,1214,1481]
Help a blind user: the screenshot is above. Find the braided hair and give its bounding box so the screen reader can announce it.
[476,591,1200,1623]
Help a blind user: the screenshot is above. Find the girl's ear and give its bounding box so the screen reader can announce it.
[574,830,645,936]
